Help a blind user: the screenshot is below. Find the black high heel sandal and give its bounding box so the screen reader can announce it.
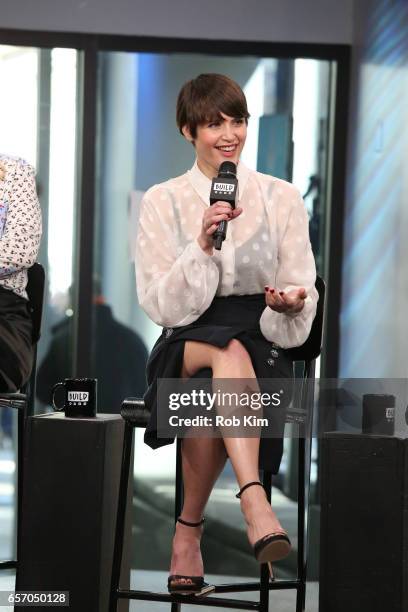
[236,481,292,564]
[167,517,215,597]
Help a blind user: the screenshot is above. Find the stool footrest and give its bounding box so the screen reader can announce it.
[0,393,27,410]
[121,397,150,427]
[0,560,17,570]
[116,588,260,609]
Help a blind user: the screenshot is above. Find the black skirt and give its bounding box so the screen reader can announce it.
[0,285,33,393]
[143,293,294,473]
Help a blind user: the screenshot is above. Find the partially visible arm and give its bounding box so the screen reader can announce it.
[260,186,318,348]
[0,159,42,279]
[135,188,220,327]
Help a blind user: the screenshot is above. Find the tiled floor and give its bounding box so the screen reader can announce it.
[0,571,14,612]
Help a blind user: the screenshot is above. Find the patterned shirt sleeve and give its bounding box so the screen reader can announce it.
[0,158,42,280]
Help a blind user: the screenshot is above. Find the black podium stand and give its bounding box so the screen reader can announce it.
[15,413,131,612]
[319,433,408,612]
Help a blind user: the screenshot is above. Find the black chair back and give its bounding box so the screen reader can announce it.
[26,262,45,345]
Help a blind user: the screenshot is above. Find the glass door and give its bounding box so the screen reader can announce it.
[0,43,80,566]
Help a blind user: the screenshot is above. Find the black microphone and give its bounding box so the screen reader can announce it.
[209,162,238,250]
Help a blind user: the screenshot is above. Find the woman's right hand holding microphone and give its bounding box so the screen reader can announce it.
[197,202,243,254]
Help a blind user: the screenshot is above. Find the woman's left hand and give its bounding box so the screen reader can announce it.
[264,286,307,315]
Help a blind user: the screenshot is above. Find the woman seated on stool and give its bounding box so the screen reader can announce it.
[135,74,318,595]
[0,155,42,393]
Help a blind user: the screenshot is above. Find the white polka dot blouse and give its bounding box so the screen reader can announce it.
[135,160,318,349]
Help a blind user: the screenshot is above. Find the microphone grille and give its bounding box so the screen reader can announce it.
[219,161,237,176]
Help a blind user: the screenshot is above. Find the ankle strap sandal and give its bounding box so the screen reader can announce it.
[177,516,205,527]
[236,481,292,564]
[236,480,264,498]
[168,516,214,597]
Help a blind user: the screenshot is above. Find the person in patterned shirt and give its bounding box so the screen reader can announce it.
[0,155,42,392]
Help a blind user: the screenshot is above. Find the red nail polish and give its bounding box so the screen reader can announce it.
[279,291,284,296]
[264,285,269,291]
[269,289,274,293]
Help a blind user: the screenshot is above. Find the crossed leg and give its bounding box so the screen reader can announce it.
[169,339,286,586]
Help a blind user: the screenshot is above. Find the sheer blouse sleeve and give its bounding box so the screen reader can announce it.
[135,187,219,327]
[259,185,318,348]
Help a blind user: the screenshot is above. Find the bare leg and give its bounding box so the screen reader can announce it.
[169,437,227,585]
[170,340,286,584]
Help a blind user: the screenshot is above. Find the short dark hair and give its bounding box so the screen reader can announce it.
[176,73,250,139]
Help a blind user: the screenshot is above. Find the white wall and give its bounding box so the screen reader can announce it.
[0,0,353,44]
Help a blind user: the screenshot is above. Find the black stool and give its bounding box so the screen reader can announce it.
[0,263,45,572]
[110,277,325,611]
